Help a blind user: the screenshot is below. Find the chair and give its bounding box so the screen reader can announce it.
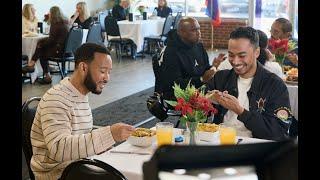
[104,16,136,60]
[22,55,32,84]
[172,12,182,30]
[86,22,104,46]
[22,97,42,180]
[142,15,174,57]
[48,26,83,79]
[60,158,128,180]
[98,11,108,33]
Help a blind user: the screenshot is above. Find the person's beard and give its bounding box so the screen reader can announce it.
[84,69,101,94]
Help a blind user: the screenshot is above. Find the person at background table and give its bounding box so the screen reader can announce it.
[158,17,217,101]
[22,3,38,35]
[269,18,298,67]
[154,0,172,18]
[70,1,93,29]
[206,27,291,141]
[30,43,135,180]
[217,29,285,79]
[22,6,69,84]
[112,0,129,21]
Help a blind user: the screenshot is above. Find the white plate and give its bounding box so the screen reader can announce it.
[127,135,156,147]
[198,131,219,142]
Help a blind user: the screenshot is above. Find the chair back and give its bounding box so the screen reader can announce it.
[104,16,121,37]
[161,15,174,37]
[60,158,128,180]
[173,12,182,30]
[98,11,108,32]
[22,97,41,180]
[64,26,84,56]
[86,23,104,45]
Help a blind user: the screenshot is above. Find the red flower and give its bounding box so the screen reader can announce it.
[175,98,193,115]
[268,39,289,55]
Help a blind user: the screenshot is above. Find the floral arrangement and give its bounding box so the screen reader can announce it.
[268,39,297,66]
[137,5,146,15]
[166,82,218,125]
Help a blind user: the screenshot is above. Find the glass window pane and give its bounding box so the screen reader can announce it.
[167,0,185,14]
[220,0,249,18]
[254,0,290,38]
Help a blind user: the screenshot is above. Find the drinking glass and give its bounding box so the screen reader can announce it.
[219,124,236,145]
[156,122,173,147]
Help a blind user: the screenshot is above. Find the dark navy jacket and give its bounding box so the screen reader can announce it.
[112,5,127,21]
[158,29,211,100]
[206,63,292,141]
[155,6,172,18]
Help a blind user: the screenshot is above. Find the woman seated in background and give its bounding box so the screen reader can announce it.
[155,0,172,18]
[70,1,93,29]
[22,3,38,35]
[216,29,284,79]
[22,6,69,84]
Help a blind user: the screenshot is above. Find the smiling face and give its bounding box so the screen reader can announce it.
[84,52,112,94]
[228,38,260,78]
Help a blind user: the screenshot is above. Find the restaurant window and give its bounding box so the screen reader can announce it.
[220,0,249,18]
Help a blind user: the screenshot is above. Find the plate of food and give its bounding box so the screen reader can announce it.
[285,68,298,85]
[197,123,219,142]
[127,128,156,147]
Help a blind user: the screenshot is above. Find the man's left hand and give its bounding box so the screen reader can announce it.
[215,91,244,115]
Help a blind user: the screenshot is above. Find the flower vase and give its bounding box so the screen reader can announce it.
[186,121,198,145]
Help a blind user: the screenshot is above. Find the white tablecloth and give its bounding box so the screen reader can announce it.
[22,34,49,83]
[22,30,88,83]
[117,19,165,52]
[286,84,298,119]
[92,128,270,180]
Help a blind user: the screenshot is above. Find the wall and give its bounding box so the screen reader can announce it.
[197,18,248,50]
[22,0,109,21]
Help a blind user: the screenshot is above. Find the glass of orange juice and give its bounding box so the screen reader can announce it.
[219,124,236,145]
[156,122,174,147]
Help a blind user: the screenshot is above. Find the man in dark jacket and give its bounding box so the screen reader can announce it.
[158,17,216,100]
[112,0,129,21]
[206,27,292,141]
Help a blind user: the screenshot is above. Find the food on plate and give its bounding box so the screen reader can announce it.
[197,123,219,133]
[286,75,298,82]
[283,66,292,72]
[205,90,221,101]
[287,68,298,76]
[131,128,156,137]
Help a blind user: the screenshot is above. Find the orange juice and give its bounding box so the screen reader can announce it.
[156,128,173,147]
[156,122,174,147]
[219,127,236,145]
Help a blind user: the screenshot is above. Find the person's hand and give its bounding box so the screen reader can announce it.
[202,68,216,83]
[213,91,244,115]
[265,49,275,61]
[286,53,298,66]
[205,90,221,103]
[110,123,135,142]
[212,53,227,68]
[73,11,79,18]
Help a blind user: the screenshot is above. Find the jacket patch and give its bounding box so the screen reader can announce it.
[256,98,266,113]
[274,107,292,123]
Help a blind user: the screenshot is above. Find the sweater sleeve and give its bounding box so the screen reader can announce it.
[39,99,115,162]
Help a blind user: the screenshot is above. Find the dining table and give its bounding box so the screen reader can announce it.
[22,29,89,83]
[91,128,271,180]
[117,18,165,52]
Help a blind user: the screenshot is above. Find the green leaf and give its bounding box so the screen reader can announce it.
[165,100,177,107]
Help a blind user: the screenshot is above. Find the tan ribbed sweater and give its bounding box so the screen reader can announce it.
[30,78,115,180]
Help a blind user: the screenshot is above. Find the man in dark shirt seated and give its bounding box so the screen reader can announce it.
[269,18,298,67]
[206,27,292,141]
[112,0,129,21]
[155,0,172,18]
[158,17,217,101]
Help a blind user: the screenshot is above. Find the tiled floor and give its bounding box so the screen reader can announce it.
[21,48,227,179]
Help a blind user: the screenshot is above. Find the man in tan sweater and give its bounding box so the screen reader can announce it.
[30,43,135,180]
